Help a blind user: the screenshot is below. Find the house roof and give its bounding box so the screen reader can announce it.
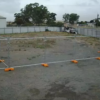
[0,16,6,19]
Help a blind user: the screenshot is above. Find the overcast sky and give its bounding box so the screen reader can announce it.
[0,0,100,21]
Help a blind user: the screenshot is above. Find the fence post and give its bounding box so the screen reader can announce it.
[92,28,93,37]
[12,27,13,34]
[39,26,41,32]
[59,27,61,32]
[43,35,47,63]
[99,31,100,38]
[53,26,55,32]
[80,28,82,35]
[20,26,21,33]
[82,28,83,35]
[87,28,88,36]
[83,28,84,35]
[7,37,10,67]
[96,30,97,38]
[45,26,46,32]
[34,26,35,32]
[4,28,5,34]
[27,26,28,33]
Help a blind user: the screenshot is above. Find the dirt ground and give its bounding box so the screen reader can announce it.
[0,32,100,100]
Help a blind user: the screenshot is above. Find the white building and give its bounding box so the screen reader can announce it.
[87,23,95,27]
[0,16,6,28]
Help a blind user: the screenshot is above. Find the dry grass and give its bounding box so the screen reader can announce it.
[77,37,100,48]
[0,32,100,49]
[0,32,76,38]
[10,39,56,50]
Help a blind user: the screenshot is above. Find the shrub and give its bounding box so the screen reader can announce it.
[45,29,50,32]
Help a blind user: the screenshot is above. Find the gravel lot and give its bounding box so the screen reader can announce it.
[0,32,100,100]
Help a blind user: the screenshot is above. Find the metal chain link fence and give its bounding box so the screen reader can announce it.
[0,26,100,38]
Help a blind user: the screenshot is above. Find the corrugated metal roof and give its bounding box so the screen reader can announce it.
[0,16,6,19]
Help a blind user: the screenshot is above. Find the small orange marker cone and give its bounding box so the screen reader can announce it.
[0,60,4,63]
[4,68,14,72]
[4,68,10,72]
[42,63,49,67]
[96,57,100,60]
[98,51,100,53]
[10,68,14,71]
[71,60,78,64]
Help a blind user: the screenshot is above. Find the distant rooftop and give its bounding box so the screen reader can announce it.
[0,16,6,19]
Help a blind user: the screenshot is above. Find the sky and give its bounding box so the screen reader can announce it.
[0,0,100,21]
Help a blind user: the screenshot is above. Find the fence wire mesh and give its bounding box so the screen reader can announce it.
[0,27,100,38]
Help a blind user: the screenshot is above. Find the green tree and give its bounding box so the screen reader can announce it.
[46,12,57,26]
[14,3,54,25]
[95,19,100,26]
[90,20,94,23]
[78,21,85,24]
[56,22,64,27]
[63,13,70,23]
[84,21,87,24]
[14,13,24,25]
[15,18,24,25]
[63,13,79,24]
[69,13,79,24]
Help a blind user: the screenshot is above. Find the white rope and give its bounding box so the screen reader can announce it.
[0,61,9,70]
[0,36,7,39]
[2,61,9,68]
[12,56,98,69]
[0,56,99,70]
[0,68,5,70]
[0,38,7,40]
[0,36,89,40]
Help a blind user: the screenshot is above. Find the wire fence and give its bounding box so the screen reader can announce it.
[0,34,100,70]
[77,27,100,37]
[0,26,100,38]
[0,26,62,34]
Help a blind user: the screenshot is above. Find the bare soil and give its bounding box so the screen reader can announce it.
[0,32,100,100]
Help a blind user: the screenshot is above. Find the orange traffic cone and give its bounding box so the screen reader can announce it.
[98,51,100,53]
[42,63,49,67]
[71,60,78,64]
[0,60,4,63]
[96,57,100,60]
[4,68,15,72]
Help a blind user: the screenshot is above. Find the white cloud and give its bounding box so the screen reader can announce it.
[0,0,20,21]
[91,0,99,3]
[0,0,99,21]
[0,0,20,13]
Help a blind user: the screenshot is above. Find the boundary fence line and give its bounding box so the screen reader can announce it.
[0,26,61,34]
[0,26,100,38]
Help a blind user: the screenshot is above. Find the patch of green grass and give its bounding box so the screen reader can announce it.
[0,32,80,38]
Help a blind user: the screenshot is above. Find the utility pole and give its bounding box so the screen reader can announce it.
[96,14,99,27]
[97,14,99,19]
